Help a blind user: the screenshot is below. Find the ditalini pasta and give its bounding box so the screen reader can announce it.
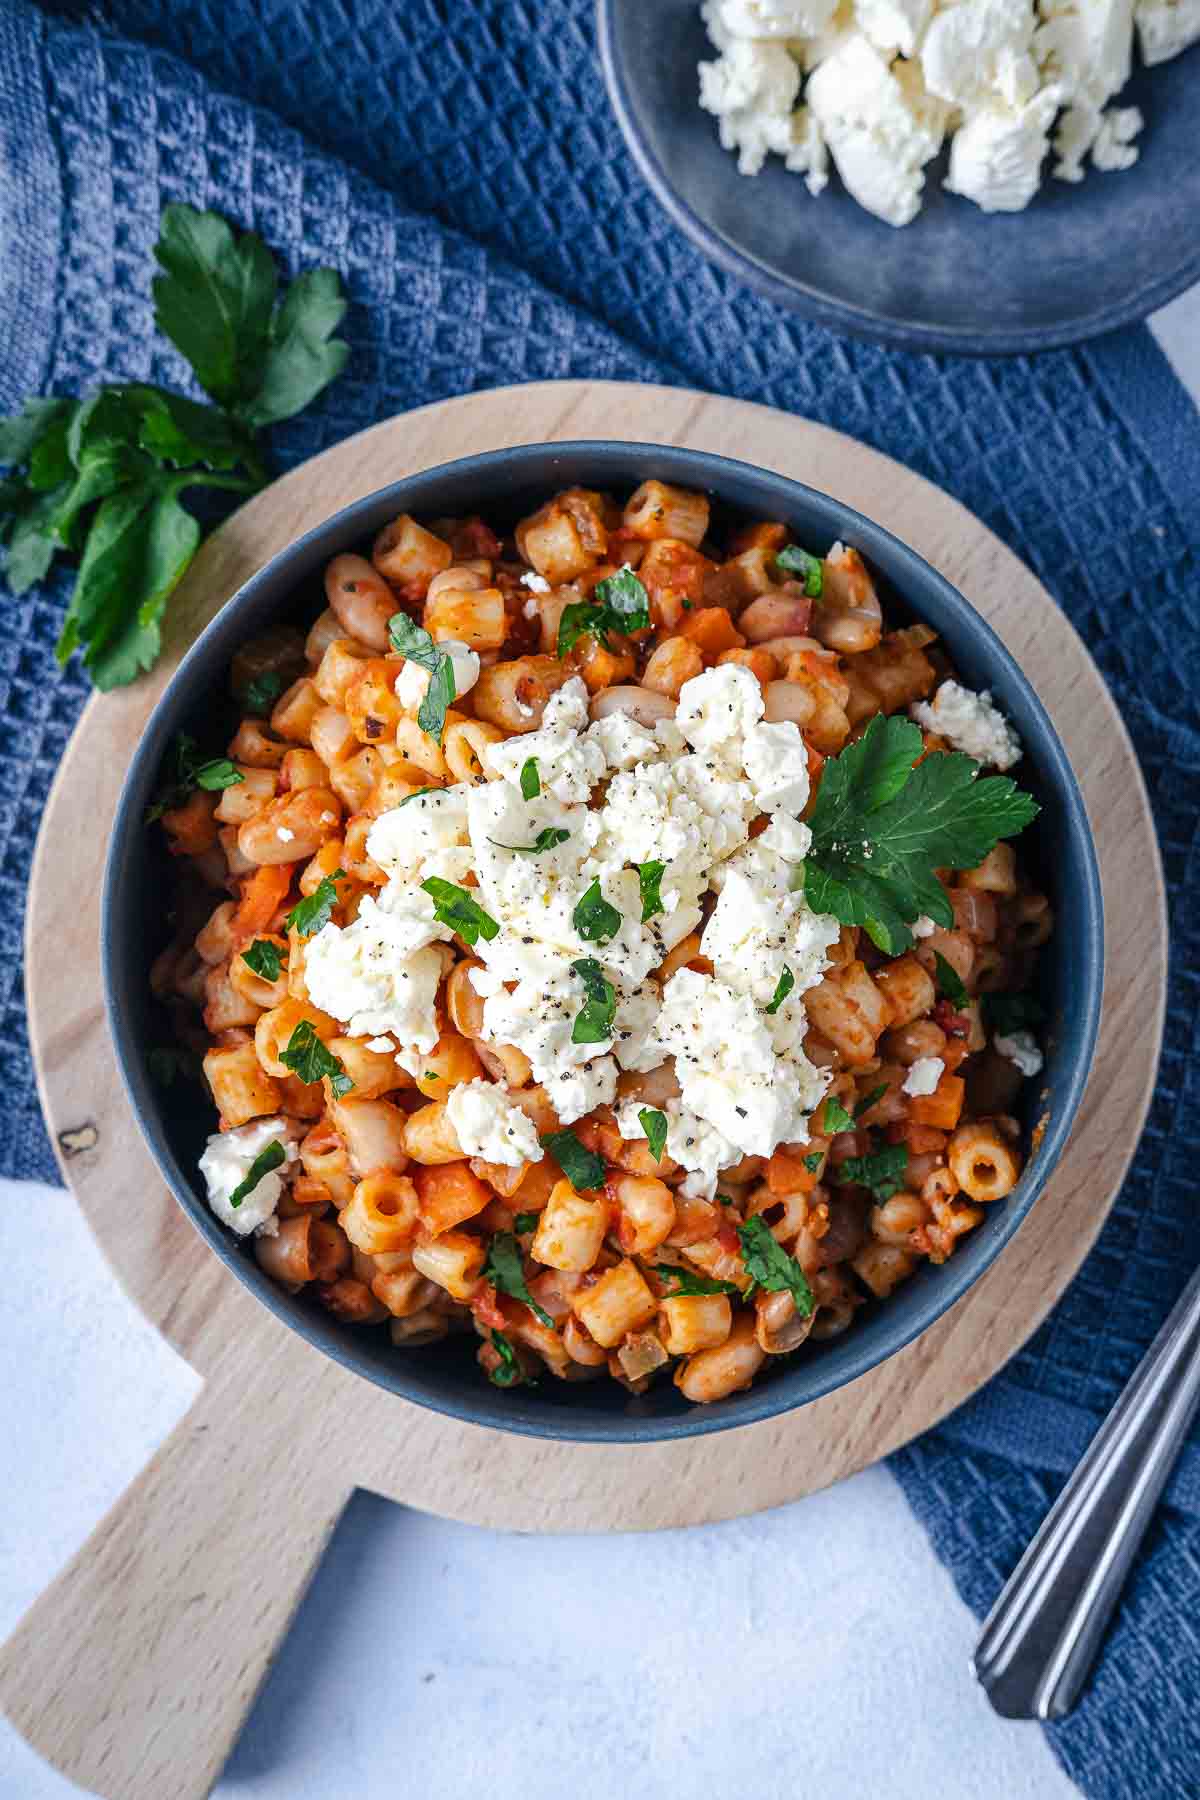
[148,483,1050,1402]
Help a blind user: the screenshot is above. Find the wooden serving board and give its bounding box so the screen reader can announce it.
[3,383,1166,1800]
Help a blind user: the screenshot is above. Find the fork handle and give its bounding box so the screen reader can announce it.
[973,1264,1200,1720]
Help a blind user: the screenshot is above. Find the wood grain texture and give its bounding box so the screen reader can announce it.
[4,382,1166,1800]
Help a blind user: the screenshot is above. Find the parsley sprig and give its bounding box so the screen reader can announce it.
[242,939,286,982]
[832,1143,909,1202]
[421,877,499,946]
[228,1139,286,1208]
[280,1020,353,1097]
[557,566,650,656]
[737,1215,815,1317]
[540,1128,605,1191]
[573,878,622,944]
[570,957,616,1044]
[776,543,824,597]
[0,204,348,690]
[803,715,1039,956]
[388,614,456,742]
[489,827,571,856]
[639,1108,668,1162]
[286,870,344,938]
[144,730,244,820]
[484,1232,554,1330]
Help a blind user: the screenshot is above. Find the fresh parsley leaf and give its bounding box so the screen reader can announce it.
[484,1232,554,1330]
[803,1151,824,1174]
[398,785,440,806]
[152,207,348,428]
[513,1212,539,1235]
[388,614,456,742]
[776,543,824,598]
[717,1193,734,1207]
[489,827,571,856]
[520,757,540,800]
[144,731,245,820]
[243,669,285,715]
[657,1263,740,1297]
[280,1020,353,1096]
[540,1129,605,1191]
[637,860,665,924]
[821,1096,855,1135]
[639,1108,668,1162]
[737,1215,814,1317]
[556,565,650,655]
[228,1139,286,1208]
[286,871,344,937]
[765,966,795,1015]
[487,1329,526,1388]
[147,1046,197,1087]
[570,957,616,1044]
[573,878,622,944]
[853,1084,888,1120]
[933,951,968,1008]
[984,991,1045,1036]
[804,714,1040,956]
[421,877,500,946]
[832,1143,909,1202]
[242,939,286,982]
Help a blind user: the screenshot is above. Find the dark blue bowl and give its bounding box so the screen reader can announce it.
[103,441,1102,1441]
[597,0,1200,355]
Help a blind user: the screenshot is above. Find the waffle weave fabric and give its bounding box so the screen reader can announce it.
[3,3,1199,1791]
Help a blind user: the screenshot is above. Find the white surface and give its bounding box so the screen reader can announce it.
[3,291,1197,1800]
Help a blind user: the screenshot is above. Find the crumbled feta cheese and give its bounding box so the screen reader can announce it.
[742,720,812,814]
[445,1079,544,1167]
[366,1036,396,1054]
[303,891,450,1051]
[521,570,551,593]
[911,680,1022,769]
[367,786,473,887]
[995,1028,1045,1077]
[394,639,481,712]
[485,677,608,804]
[902,1055,945,1096]
[912,914,938,938]
[696,0,1188,222]
[199,1118,295,1237]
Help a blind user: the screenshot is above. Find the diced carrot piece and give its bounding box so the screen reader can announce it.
[718,646,777,687]
[909,1074,965,1131]
[413,1160,492,1236]
[727,521,788,555]
[161,789,219,856]
[231,862,294,943]
[678,606,745,660]
[765,1145,821,1196]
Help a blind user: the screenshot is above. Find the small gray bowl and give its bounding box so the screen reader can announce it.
[597,0,1200,355]
[102,441,1102,1442]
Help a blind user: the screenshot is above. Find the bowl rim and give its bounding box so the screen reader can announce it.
[101,438,1104,1443]
[594,0,1200,357]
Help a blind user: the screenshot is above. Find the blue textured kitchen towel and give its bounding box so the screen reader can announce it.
[2,2,1199,1791]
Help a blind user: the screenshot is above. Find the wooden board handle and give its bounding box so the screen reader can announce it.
[0,1333,352,1800]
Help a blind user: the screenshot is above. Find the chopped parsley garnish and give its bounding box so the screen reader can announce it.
[984,991,1045,1036]
[637,859,665,923]
[657,1263,741,1297]
[853,1084,888,1120]
[388,613,456,742]
[398,785,441,806]
[933,951,968,1008]
[573,877,622,944]
[421,876,499,945]
[519,757,540,800]
[570,957,617,1044]
[821,1095,855,1135]
[540,1128,605,1191]
[765,965,794,1015]
[803,1151,824,1174]
[717,1192,734,1207]
[639,1108,668,1162]
[241,938,286,982]
[243,669,285,715]
[737,1215,815,1317]
[489,827,571,856]
[228,1139,286,1208]
[832,1143,909,1202]
[802,714,1040,956]
[487,1329,527,1388]
[484,1231,554,1329]
[556,565,650,655]
[776,543,824,598]
[280,1020,353,1096]
[285,869,344,937]
[145,730,245,820]
[513,1211,539,1235]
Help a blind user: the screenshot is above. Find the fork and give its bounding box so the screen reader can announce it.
[973,1264,1200,1718]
